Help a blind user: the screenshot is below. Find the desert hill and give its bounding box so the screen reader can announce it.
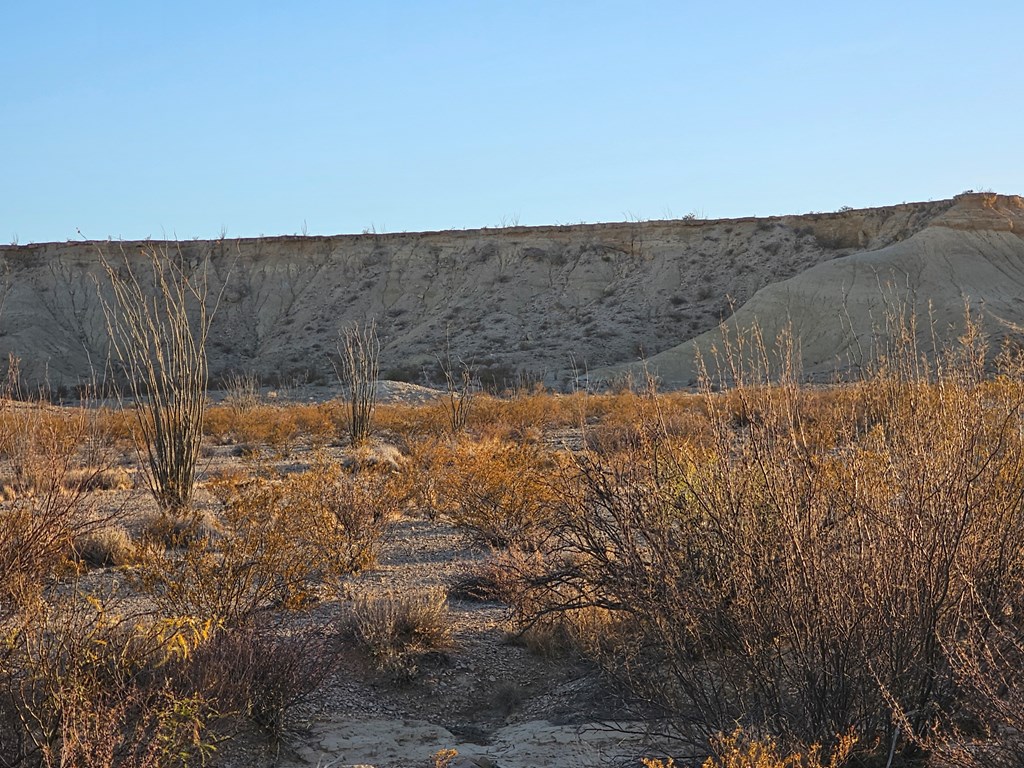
[595,192,1024,387]
[0,192,1019,392]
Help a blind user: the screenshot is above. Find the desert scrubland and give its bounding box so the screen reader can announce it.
[2,193,1024,767]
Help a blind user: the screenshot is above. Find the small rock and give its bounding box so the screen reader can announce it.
[452,758,498,768]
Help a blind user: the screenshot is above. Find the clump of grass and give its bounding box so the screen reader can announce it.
[340,442,405,473]
[72,525,139,568]
[699,728,856,768]
[448,567,503,603]
[139,509,223,550]
[491,681,526,716]
[346,587,453,678]
[62,466,132,493]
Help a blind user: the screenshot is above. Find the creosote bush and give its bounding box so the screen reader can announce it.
[508,319,1024,764]
[0,399,123,619]
[0,594,339,767]
[0,596,222,768]
[413,437,560,548]
[143,461,398,625]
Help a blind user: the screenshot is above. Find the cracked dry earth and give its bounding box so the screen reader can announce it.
[217,514,657,768]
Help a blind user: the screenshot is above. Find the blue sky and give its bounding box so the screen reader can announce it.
[3,1,1021,243]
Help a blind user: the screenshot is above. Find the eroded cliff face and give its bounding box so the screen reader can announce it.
[1,194,1014,391]
[597,193,1024,387]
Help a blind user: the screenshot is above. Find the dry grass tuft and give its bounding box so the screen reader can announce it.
[699,728,856,768]
[340,442,406,474]
[139,509,224,550]
[61,466,133,493]
[72,525,139,568]
[346,587,454,678]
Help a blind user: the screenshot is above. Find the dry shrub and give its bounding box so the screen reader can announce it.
[291,402,337,447]
[282,460,400,574]
[427,438,560,548]
[0,402,121,497]
[346,587,453,678]
[140,499,312,625]
[72,525,139,568]
[203,404,300,455]
[514,319,1024,761]
[221,371,260,414]
[206,401,338,452]
[579,388,711,455]
[0,489,111,621]
[683,728,854,768]
[580,394,670,454]
[138,508,223,550]
[201,405,234,444]
[1,598,222,768]
[469,392,556,441]
[142,462,397,625]
[923,585,1024,768]
[340,441,406,474]
[432,747,460,768]
[375,400,447,443]
[492,546,627,658]
[104,407,142,447]
[255,407,301,456]
[61,466,132,493]
[0,595,340,767]
[514,604,625,659]
[179,620,342,740]
[448,567,504,603]
[399,436,450,517]
[0,398,126,619]
[222,404,276,446]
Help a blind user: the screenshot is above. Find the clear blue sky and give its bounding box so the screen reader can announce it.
[3,1,1021,244]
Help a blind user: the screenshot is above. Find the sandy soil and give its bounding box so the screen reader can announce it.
[256,515,662,768]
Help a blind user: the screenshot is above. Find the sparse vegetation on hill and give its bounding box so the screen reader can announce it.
[4,194,1020,393]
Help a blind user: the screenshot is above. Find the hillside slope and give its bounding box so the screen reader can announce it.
[0,194,1015,392]
[596,193,1024,387]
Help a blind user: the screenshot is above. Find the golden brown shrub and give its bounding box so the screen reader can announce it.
[420,437,560,548]
[142,461,399,624]
[346,587,454,677]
